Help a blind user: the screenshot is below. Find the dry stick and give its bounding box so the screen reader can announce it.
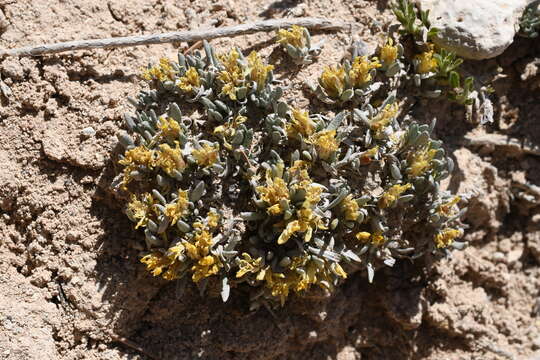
[0,18,347,57]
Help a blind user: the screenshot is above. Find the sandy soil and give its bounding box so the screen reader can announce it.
[0,1,539,359]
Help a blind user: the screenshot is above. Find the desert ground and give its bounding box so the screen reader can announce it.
[0,1,539,359]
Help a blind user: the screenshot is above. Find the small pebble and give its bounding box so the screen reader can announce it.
[492,251,506,263]
[81,127,96,138]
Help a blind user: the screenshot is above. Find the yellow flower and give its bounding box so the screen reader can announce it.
[332,263,348,279]
[141,244,186,280]
[434,228,462,248]
[277,208,322,244]
[247,51,274,91]
[183,228,221,282]
[158,116,181,139]
[154,142,186,175]
[320,65,346,98]
[370,103,399,132]
[119,146,153,167]
[236,253,263,278]
[214,115,247,150]
[407,145,437,177]
[349,56,381,87]
[360,145,379,165]
[416,48,437,74]
[379,183,412,209]
[355,231,385,246]
[218,49,244,100]
[164,190,189,225]
[257,174,289,215]
[192,143,219,167]
[192,254,222,282]
[287,109,316,138]
[276,25,306,49]
[177,67,201,93]
[141,252,168,276]
[341,194,360,221]
[119,146,155,188]
[162,243,186,280]
[289,160,310,177]
[310,130,339,160]
[380,38,398,66]
[355,231,371,242]
[141,58,175,82]
[206,211,220,228]
[437,196,461,217]
[128,193,155,229]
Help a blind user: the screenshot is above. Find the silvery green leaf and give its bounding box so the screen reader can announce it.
[371,217,387,233]
[146,219,158,233]
[235,86,247,100]
[276,101,288,118]
[190,181,205,202]
[200,97,216,110]
[330,218,339,230]
[357,195,370,206]
[129,171,143,181]
[143,130,154,142]
[394,247,415,255]
[424,89,442,98]
[383,258,396,267]
[240,212,266,221]
[178,53,186,69]
[359,245,369,255]
[127,96,140,108]
[172,170,183,181]
[157,174,170,188]
[390,163,402,180]
[414,131,430,146]
[324,190,348,211]
[367,262,375,283]
[145,229,161,247]
[340,89,354,102]
[342,250,361,263]
[118,132,134,148]
[177,220,191,233]
[152,189,167,205]
[385,62,401,77]
[231,130,245,145]
[271,131,281,144]
[301,150,312,161]
[446,156,454,173]
[242,129,254,147]
[124,114,137,130]
[291,150,300,163]
[326,111,348,131]
[451,241,467,250]
[221,277,230,302]
[398,194,415,204]
[208,109,223,122]
[414,73,422,87]
[214,100,229,114]
[278,256,291,267]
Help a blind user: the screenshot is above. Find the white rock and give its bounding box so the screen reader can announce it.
[418,0,534,60]
[80,126,96,138]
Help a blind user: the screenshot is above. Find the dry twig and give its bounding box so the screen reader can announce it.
[0,18,346,57]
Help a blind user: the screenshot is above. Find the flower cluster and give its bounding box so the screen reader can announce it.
[276,25,323,64]
[117,28,465,306]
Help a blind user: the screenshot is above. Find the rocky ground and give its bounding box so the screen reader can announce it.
[0,1,539,359]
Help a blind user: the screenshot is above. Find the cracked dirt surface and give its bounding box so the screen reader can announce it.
[0,1,539,359]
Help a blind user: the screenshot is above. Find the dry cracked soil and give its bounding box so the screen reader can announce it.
[0,1,539,360]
